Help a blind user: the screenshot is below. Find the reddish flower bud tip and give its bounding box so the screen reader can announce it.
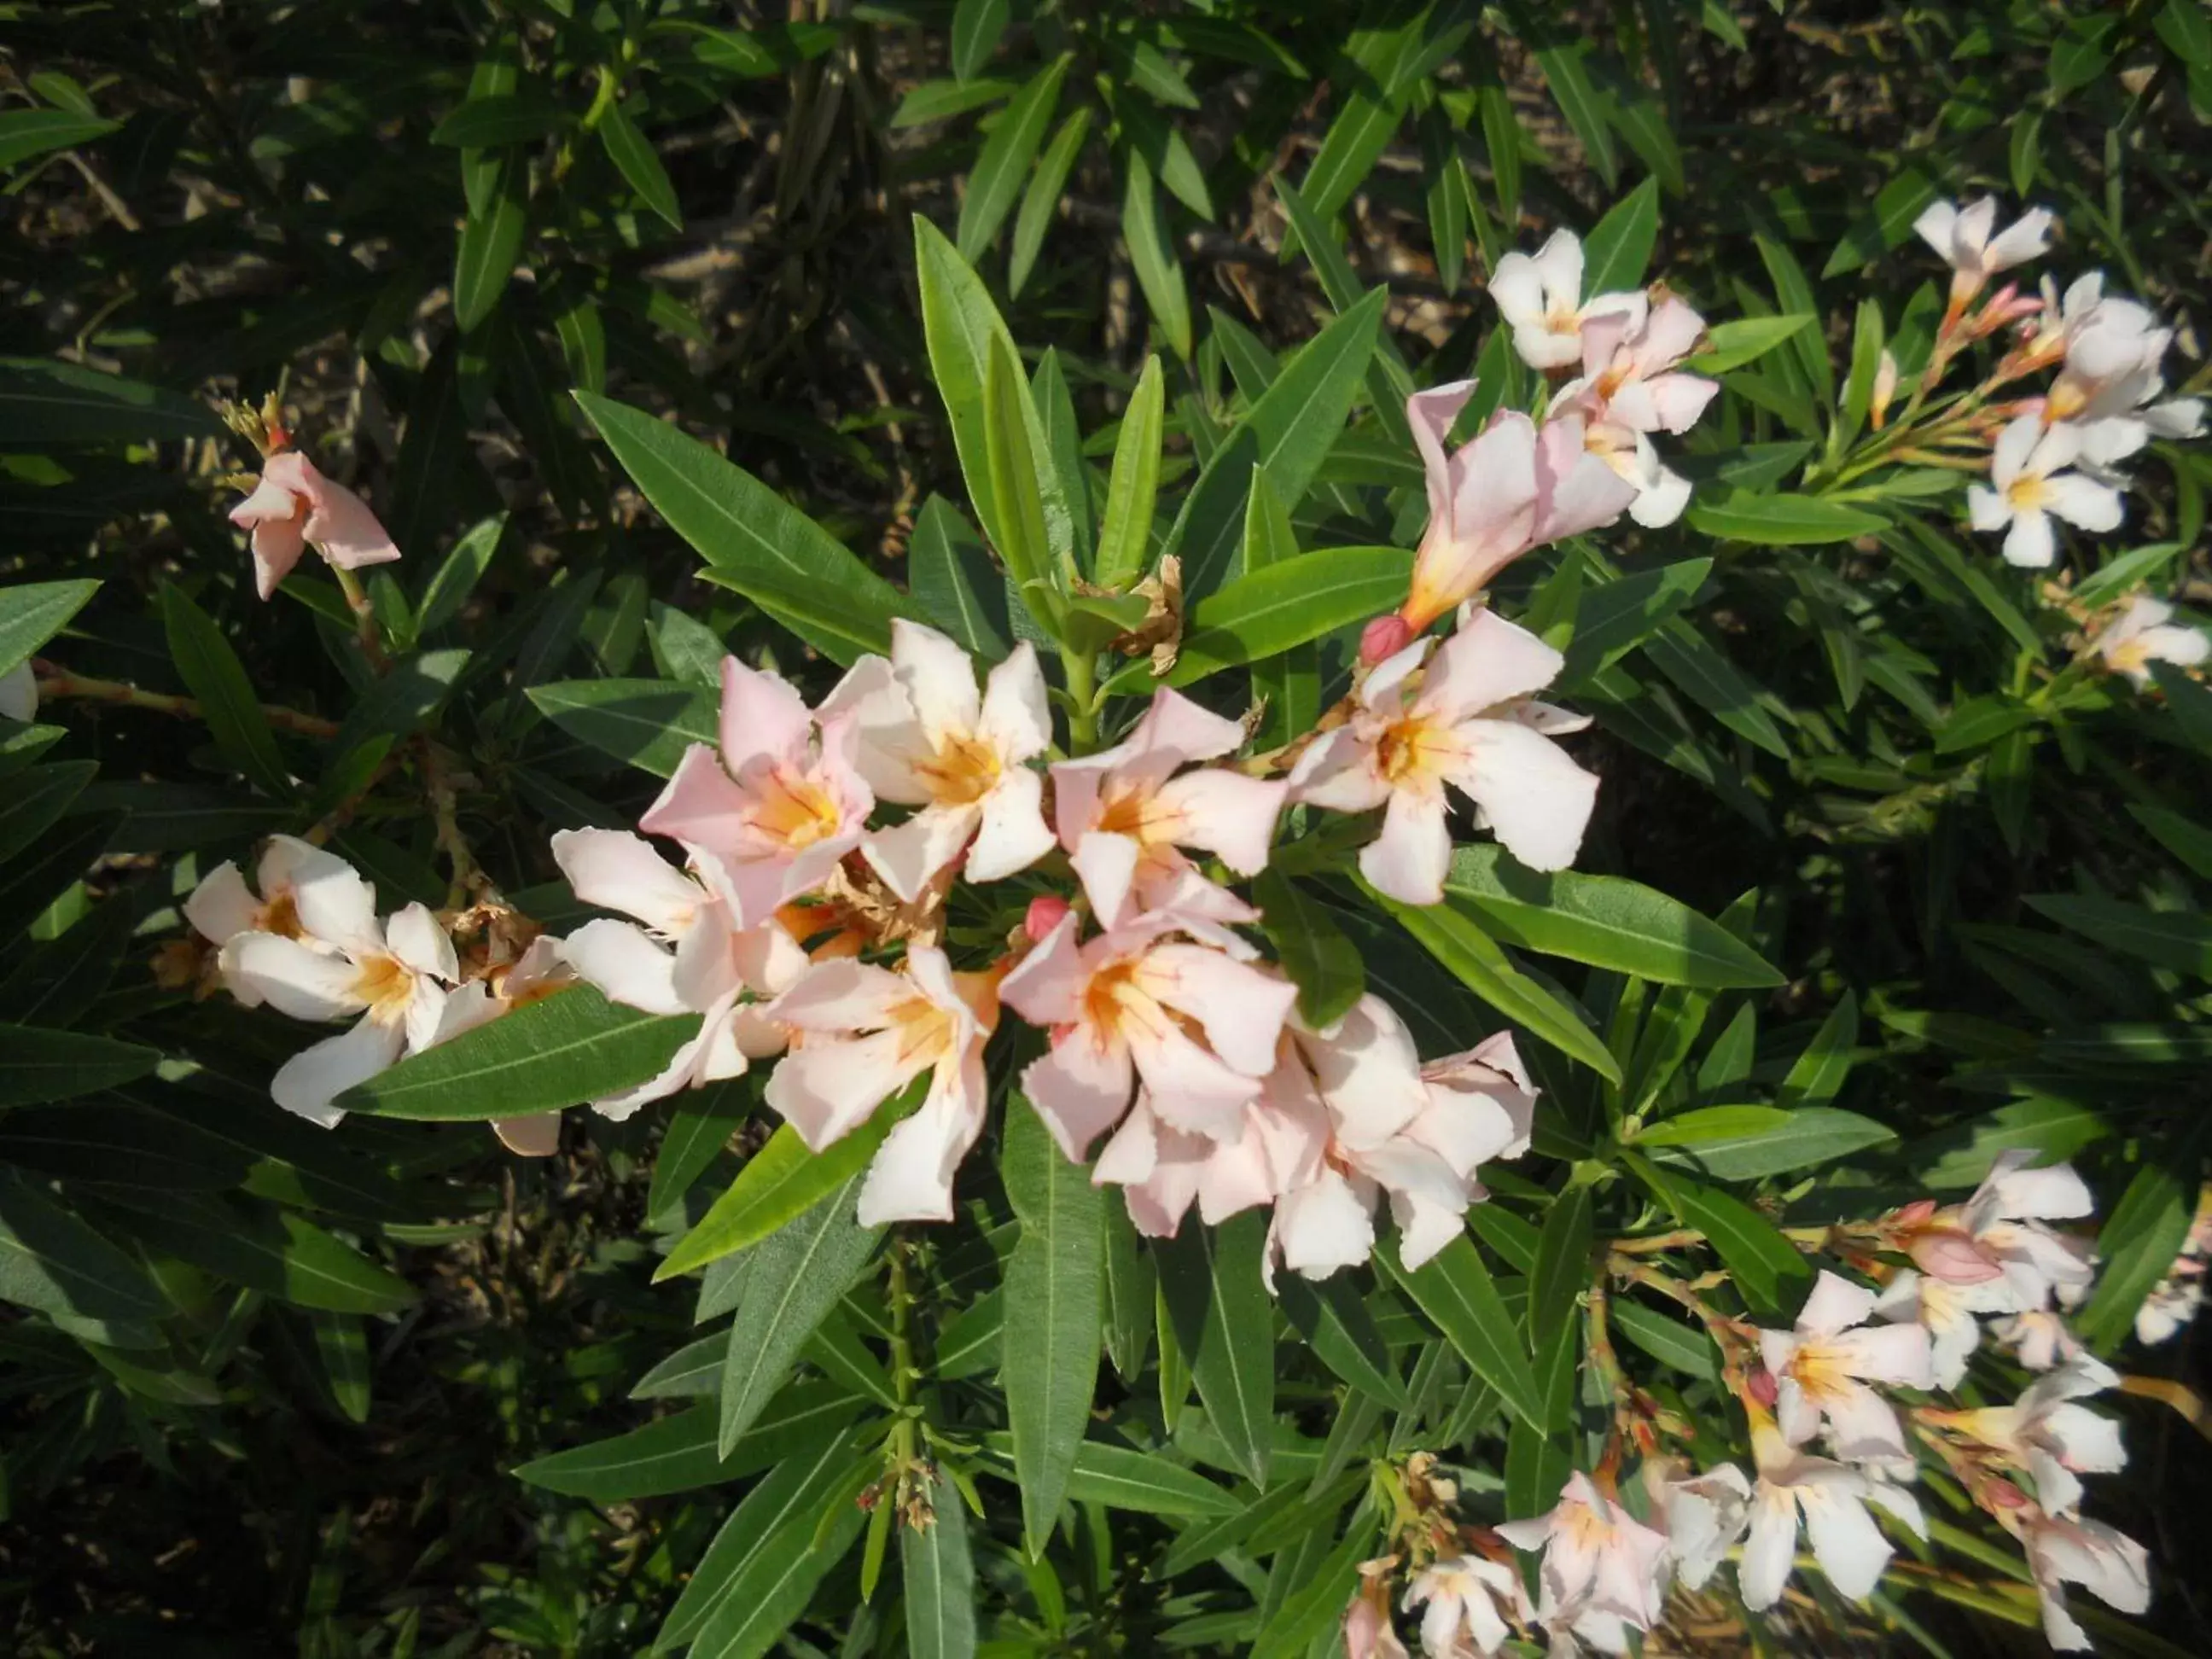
[1745,1365,1779,1408]
[1023,894,1071,942]
[1359,614,1415,665]
[1893,1198,1938,1225]
[1985,1477,2029,1510]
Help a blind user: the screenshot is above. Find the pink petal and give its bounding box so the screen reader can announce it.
[765,1027,924,1149]
[562,918,687,1015]
[639,745,756,854]
[1273,1168,1375,1279]
[1143,944,1296,1078]
[551,828,706,936]
[1420,608,1566,720]
[288,455,400,569]
[1359,789,1452,906]
[1153,768,1287,874]
[965,765,1056,882]
[1071,830,1144,928]
[1020,1027,1136,1161]
[1453,718,1598,873]
[862,803,979,902]
[719,655,814,773]
[998,913,1088,1027]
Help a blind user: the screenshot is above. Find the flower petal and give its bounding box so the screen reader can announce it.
[384,902,457,981]
[1020,1029,1135,1161]
[271,1015,404,1128]
[978,641,1052,760]
[1454,719,1598,873]
[562,918,688,1016]
[186,862,261,946]
[1153,769,1287,875]
[1800,1481,1891,1601]
[965,765,1056,882]
[1359,789,1452,906]
[552,828,705,935]
[863,803,979,902]
[220,932,367,1022]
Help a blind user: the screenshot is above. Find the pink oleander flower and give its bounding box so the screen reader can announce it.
[1740,1406,1925,1610]
[1994,1308,2088,1372]
[1091,1065,1326,1244]
[1342,1558,1412,1659]
[1968,414,2124,568]
[999,910,1296,1161]
[1872,1267,2015,1389]
[815,620,1055,901]
[2023,1511,2151,1651]
[2093,596,2209,686]
[216,855,456,1127]
[1494,1471,1670,1634]
[639,656,872,927]
[229,450,400,600]
[1293,608,1598,903]
[1487,229,1649,372]
[0,661,36,723]
[186,834,359,984]
[1650,1461,1753,1593]
[1402,1551,1527,1656]
[1947,1356,2125,1517]
[550,827,803,1119]
[762,948,998,1225]
[2133,1188,2209,1346]
[1050,687,1287,928]
[1905,1151,2098,1313]
[1556,299,1719,528]
[1913,197,2054,310]
[427,936,576,1155]
[1268,1019,1535,1281]
[1386,384,1635,642]
[1760,1270,1934,1463]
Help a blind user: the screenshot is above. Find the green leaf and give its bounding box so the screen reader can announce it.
[1778,989,1859,1109]
[0,761,92,869]
[909,495,1011,659]
[90,1190,416,1313]
[326,647,471,765]
[528,678,717,777]
[2027,895,2212,979]
[1010,107,1093,297]
[1580,178,1661,296]
[2075,1138,2204,1351]
[0,1169,167,1322]
[1002,1100,1104,1555]
[1121,148,1191,360]
[1253,871,1365,1029]
[1683,314,1816,375]
[1821,166,1937,276]
[516,1383,861,1501]
[1373,888,1622,1084]
[0,579,99,678]
[661,1106,914,1281]
[980,1434,1240,1517]
[2159,0,2212,66]
[647,1075,751,1218]
[983,334,1059,602]
[1445,847,1786,989]
[341,987,697,1120]
[453,148,527,332]
[901,1470,977,1659]
[951,0,1010,79]
[1103,1202,1155,1382]
[1635,1105,1895,1179]
[598,97,682,230]
[1170,546,1412,684]
[430,92,567,148]
[0,107,119,171]
[311,1312,372,1423]
[1155,1211,1276,1487]
[657,1429,870,1649]
[1093,356,1166,590]
[958,56,1068,261]
[1527,1185,1592,1431]
[1632,1159,1808,1313]
[575,391,906,664]
[1610,1299,1718,1380]
[0,1025,159,1107]
[1277,1271,1406,1408]
[719,1173,882,1454]
[1377,1234,1544,1427]
[1642,619,1793,759]
[158,583,293,798]
[1167,289,1388,597]
[1558,558,1712,684]
[1685,492,1886,546]
[0,361,218,446]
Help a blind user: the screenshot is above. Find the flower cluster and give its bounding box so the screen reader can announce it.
[1906,198,2204,582]
[1342,1152,2162,1654]
[1362,229,1719,661]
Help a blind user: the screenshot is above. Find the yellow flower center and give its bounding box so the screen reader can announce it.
[914,729,1002,807]
[1094,783,1175,847]
[258,890,302,939]
[2105,638,2151,675]
[1376,714,1453,789]
[888,992,958,1068]
[754,765,846,848]
[2005,474,2052,513]
[2046,378,2088,422]
[1544,301,1580,335]
[353,954,416,1021]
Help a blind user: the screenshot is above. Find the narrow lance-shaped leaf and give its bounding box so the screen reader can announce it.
[1000,1097,1103,1557]
[901,1470,978,1659]
[1092,355,1166,590]
[1154,1209,1276,1487]
[1377,1232,1545,1427]
[719,1171,883,1454]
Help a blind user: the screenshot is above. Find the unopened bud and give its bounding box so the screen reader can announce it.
[1744,1365,1779,1408]
[1909,1228,2005,1286]
[1023,894,1071,942]
[1869,350,1899,431]
[1984,1477,2029,1511]
[1359,613,1416,665]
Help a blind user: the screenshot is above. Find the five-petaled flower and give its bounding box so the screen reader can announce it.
[1913,196,2054,312]
[2093,596,2208,687]
[1294,608,1598,902]
[1494,1470,1671,1635]
[229,450,401,600]
[1759,1270,1934,1463]
[1487,229,1649,372]
[820,620,1057,901]
[1740,1406,1926,1610]
[1967,414,2124,568]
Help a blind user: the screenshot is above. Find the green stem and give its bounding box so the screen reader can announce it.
[329,565,388,671]
[1060,647,1100,752]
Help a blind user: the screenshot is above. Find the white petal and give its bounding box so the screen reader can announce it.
[1738,1487,1801,1610]
[1800,1482,1890,1600]
[964,765,1056,882]
[550,828,704,935]
[220,932,368,1022]
[384,902,457,981]
[2002,509,2057,568]
[1274,1168,1375,1279]
[2041,473,2124,533]
[185,863,261,946]
[1071,830,1145,928]
[891,618,985,745]
[290,855,381,954]
[562,918,687,1016]
[1454,719,1598,873]
[978,642,1051,760]
[1532,228,1584,308]
[1359,789,1452,906]
[1990,413,2043,487]
[862,804,978,903]
[271,1016,404,1127]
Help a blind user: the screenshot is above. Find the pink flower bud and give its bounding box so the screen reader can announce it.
[1023,894,1071,942]
[1892,1198,1938,1225]
[1359,613,1416,665]
[1744,1365,1779,1408]
[1984,1477,2029,1511]
[1909,1228,2005,1286]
